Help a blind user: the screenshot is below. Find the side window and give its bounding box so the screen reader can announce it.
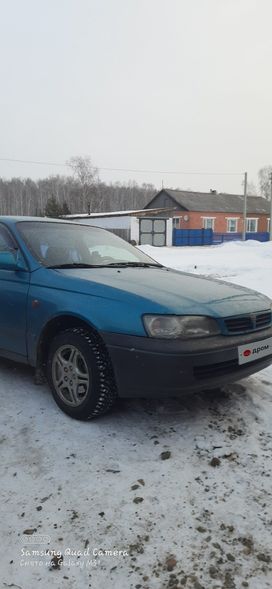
[0,225,16,251]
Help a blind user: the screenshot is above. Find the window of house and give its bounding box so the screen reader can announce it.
[202,217,215,230]
[267,218,270,233]
[226,218,238,233]
[246,218,258,232]
[172,217,180,228]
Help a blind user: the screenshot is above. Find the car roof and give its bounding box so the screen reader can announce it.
[0,216,76,224]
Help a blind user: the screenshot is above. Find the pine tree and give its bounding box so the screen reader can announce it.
[44,197,64,218]
[61,201,71,215]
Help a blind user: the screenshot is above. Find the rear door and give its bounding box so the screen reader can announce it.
[0,224,30,360]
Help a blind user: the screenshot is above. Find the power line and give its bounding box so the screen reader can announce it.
[99,167,243,176]
[0,156,243,177]
[0,157,67,167]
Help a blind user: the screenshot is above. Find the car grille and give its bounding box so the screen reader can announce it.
[256,311,272,329]
[223,310,272,334]
[194,355,272,380]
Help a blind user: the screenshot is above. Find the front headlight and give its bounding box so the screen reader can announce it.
[143,315,220,339]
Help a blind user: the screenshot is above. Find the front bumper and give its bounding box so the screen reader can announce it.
[101,326,272,398]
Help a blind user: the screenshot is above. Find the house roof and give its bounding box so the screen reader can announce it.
[61,207,175,219]
[150,189,270,214]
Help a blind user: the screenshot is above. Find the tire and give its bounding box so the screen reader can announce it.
[47,327,117,420]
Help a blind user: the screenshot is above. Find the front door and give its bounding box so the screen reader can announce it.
[0,224,30,360]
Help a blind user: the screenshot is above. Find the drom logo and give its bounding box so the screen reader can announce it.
[243,349,251,357]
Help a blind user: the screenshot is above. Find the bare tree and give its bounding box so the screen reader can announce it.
[258,166,272,199]
[247,181,258,196]
[67,156,99,213]
[241,178,258,196]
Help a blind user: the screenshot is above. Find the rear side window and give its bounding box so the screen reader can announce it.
[0,225,16,251]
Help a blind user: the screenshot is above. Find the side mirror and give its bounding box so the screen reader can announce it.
[0,249,27,271]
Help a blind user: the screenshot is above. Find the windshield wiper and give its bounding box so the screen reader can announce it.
[101,262,163,268]
[47,261,163,269]
[47,263,98,269]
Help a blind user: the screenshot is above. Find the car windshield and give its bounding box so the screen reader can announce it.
[17,221,162,268]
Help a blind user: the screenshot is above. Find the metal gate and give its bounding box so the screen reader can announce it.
[139,218,166,246]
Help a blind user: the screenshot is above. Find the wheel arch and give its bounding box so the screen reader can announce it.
[36,314,104,369]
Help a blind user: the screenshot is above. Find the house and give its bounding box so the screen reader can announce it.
[63,191,270,248]
[145,189,271,235]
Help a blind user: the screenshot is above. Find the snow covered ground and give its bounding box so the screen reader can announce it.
[140,239,272,299]
[1,240,272,589]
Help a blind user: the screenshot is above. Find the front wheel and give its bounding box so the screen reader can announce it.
[47,328,117,419]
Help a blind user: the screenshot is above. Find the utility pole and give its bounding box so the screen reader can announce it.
[242,171,248,241]
[270,172,272,241]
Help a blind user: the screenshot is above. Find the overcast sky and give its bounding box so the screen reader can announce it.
[1,0,272,193]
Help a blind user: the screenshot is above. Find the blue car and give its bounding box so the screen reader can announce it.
[0,217,272,420]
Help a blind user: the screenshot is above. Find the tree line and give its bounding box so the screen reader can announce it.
[0,164,156,217]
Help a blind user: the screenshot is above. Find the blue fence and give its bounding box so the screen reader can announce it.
[173,228,269,246]
[212,232,269,244]
[173,228,213,246]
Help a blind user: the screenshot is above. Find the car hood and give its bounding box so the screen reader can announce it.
[42,266,271,317]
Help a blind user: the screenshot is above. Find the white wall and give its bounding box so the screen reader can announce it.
[72,216,131,229]
[130,217,139,243]
[166,218,173,246]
